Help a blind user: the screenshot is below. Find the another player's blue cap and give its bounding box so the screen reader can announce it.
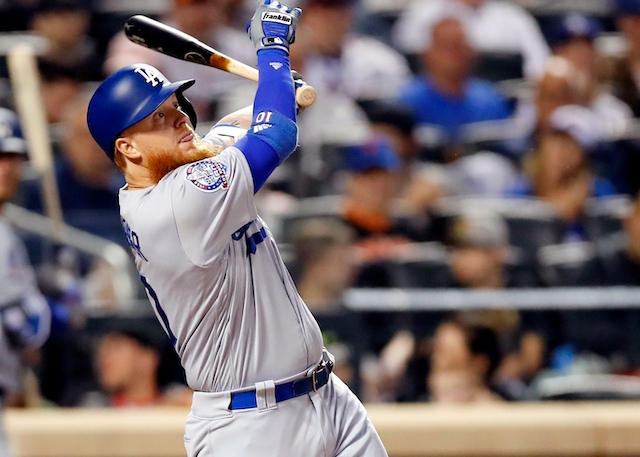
[344,137,400,173]
[0,107,27,156]
[615,0,640,15]
[546,13,602,48]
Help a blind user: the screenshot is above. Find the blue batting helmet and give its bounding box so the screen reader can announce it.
[87,63,197,160]
[0,107,27,155]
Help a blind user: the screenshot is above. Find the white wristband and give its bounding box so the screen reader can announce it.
[204,124,248,147]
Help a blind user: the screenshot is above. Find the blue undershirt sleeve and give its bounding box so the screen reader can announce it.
[237,49,298,193]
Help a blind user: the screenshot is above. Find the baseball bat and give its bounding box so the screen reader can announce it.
[123,15,316,109]
[7,42,65,243]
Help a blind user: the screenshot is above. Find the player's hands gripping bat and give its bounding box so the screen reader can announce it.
[124,14,316,109]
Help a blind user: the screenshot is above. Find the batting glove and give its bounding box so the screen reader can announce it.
[247,0,302,54]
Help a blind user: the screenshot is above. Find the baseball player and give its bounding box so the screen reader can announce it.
[0,108,51,457]
[86,1,387,456]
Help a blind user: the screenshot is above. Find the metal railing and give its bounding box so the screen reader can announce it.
[4,203,139,309]
[344,286,640,311]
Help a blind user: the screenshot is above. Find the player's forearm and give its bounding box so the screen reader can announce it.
[253,49,296,121]
[238,49,299,192]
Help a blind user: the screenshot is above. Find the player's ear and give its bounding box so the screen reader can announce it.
[115,137,142,161]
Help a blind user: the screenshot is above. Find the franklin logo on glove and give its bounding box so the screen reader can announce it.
[261,11,293,24]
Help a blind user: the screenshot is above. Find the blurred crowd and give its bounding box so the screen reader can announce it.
[1,0,640,414]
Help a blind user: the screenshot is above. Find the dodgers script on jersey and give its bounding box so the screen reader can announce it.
[118,137,324,392]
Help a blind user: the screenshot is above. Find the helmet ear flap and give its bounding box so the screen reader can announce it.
[176,91,197,129]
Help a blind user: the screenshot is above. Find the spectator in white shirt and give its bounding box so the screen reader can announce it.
[392,0,550,80]
[545,12,633,128]
[289,0,412,102]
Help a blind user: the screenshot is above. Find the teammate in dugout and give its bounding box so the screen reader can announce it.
[86,0,387,455]
[0,108,51,457]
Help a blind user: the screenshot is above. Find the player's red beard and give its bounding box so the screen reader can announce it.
[146,137,221,184]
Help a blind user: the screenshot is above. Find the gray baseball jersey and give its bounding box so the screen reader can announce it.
[0,215,50,457]
[0,216,50,393]
[119,136,324,392]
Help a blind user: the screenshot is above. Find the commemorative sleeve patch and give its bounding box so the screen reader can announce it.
[185,158,229,192]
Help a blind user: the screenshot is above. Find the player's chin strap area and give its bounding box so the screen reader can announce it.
[229,355,334,411]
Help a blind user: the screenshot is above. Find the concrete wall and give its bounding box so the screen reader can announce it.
[5,402,640,457]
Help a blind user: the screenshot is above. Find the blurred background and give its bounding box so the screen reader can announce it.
[1,0,640,455]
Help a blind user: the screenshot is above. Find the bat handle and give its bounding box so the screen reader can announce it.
[295,84,316,110]
[293,75,316,110]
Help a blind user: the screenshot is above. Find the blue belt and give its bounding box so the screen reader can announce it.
[229,360,334,410]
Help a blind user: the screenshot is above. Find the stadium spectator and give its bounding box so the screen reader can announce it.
[37,59,84,125]
[338,137,429,284]
[596,192,640,286]
[446,206,511,289]
[364,102,519,211]
[103,0,256,122]
[20,90,125,244]
[29,0,103,82]
[0,108,51,454]
[370,207,538,403]
[506,56,589,157]
[80,319,191,408]
[444,203,538,287]
[606,0,640,117]
[396,15,511,147]
[545,12,633,126]
[392,0,550,80]
[427,318,504,403]
[290,217,363,390]
[289,0,411,103]
[442,207,548,399]
[363,101,444,214]
[533,57,588,134]
[506,104,617,242]
[290,217,358,313]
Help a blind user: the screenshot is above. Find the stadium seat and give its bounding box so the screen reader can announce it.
[474,51,524,82]
[537,241,600,287]
[278,195,343,244]
[433,196,566,260]
[583,195,632,242]
[380,242,454,288]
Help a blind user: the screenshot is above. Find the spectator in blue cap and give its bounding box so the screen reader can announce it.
[546,13,602,72]
[605,0,640,116]
[546,13,633,127]
[344,138,401,174]
[338,137,429,286]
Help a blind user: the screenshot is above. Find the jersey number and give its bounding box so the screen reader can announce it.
[255,111,273,124]
[140,276,177,347]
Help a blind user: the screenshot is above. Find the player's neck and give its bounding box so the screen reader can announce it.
[124,166,157,189]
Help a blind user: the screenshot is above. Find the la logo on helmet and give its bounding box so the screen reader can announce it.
[134,67,165,87]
